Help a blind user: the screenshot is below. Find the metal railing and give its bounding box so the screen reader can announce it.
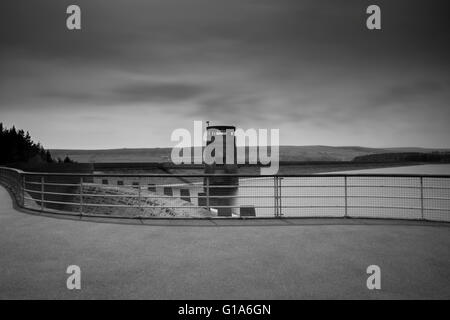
[0,166,449,221]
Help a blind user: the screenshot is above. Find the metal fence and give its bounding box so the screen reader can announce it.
[1,166,449,221]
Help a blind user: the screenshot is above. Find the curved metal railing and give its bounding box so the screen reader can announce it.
[0,166,449,221]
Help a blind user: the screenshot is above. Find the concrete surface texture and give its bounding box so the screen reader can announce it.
[0,185,449,299]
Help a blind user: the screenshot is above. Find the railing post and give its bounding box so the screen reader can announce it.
[344,176,348,218]
[138,178,141,212]
[420,176,424,220]
[206,176,210,211]
[21,174,25,207]
[278,177,283,217]
[79,177,83,215]
[40,176,44,212]
[274,176,278,217]
[14,173,18,200]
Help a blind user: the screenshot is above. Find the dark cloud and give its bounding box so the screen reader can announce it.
[115,82,208,103]
[38,81,208,105]
[366,80,450,110]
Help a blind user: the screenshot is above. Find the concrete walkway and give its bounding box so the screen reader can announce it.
[0,185,449,299]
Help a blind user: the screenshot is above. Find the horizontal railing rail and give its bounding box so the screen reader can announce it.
[3,168,449,178]
[1,166,449,221]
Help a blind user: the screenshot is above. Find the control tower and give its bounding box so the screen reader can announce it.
[203,124,238,216]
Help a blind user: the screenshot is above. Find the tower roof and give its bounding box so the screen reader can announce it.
[206,125,236,131]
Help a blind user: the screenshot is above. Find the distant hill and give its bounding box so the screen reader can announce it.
[50,146,450,163]
[353,152,450,163]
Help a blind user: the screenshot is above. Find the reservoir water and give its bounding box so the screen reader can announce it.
[234,164,450,221]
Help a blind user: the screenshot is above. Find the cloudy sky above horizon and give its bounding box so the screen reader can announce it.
[1,0,449,149]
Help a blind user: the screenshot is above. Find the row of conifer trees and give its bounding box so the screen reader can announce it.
[0,123,73,165]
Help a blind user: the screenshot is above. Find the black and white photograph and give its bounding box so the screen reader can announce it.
[0,0,449,306]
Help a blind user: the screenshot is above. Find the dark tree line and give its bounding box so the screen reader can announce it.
[0,123,74,165]
[353,152,450,163]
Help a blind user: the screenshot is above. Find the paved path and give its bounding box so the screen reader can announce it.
[0,185,449,299]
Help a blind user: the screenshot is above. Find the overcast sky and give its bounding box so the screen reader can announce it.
[0,0,449,149]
